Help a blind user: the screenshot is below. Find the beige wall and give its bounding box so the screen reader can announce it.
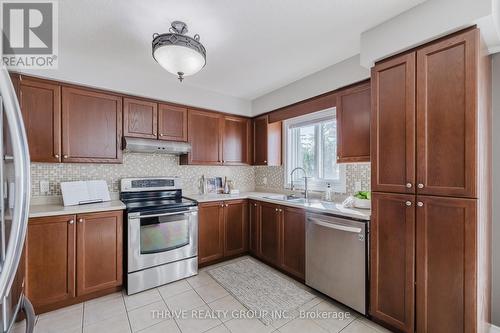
[492,52,500,326]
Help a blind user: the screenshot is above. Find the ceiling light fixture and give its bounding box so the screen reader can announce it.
[152,21,206,82]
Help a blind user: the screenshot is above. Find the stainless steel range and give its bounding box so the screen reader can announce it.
[120,177,198,295]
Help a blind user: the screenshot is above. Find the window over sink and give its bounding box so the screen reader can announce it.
[284,108,346,192]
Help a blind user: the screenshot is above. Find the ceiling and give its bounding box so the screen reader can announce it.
[58,0,426,100]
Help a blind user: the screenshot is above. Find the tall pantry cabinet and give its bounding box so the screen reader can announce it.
[370,28,491,333]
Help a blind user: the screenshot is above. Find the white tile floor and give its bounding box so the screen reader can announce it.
[12,257,392,333]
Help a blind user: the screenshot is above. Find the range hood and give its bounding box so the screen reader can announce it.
[123,137,191,155]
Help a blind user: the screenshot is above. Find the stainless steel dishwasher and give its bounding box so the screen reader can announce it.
[305,212,368,314]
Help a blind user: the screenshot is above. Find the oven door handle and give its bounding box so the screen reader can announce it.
[130,210,197,219]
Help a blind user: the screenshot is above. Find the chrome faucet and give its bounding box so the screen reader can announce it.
[290,167,309,200]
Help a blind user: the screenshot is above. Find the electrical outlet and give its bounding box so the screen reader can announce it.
[40,180,49,194]
[354,181,362,192]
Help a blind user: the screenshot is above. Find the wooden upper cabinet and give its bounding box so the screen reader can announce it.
[181,109,222,165]
[18,77,61,162]
[62,87,122,163]
[222,116,251,165]
[371,52,416,194]
[76,211,123,297]
[26,215,76,312]
[223,200,248,257]
[198,201,225,264]
[336,82,371,163]
[370,192,415,333]
[259,202,281,266]
[158,104,187,142]
[280,206,305,280]
[253,115,281,166]
[416,30,477,198]
[416,196,476,333]
[123,98,157,139]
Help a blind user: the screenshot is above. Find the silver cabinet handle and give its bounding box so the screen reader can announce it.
[68,219,74,224]
[63,155,68,159]
[406,183,412,188]
[405,201,412,207]
[160,133,164,136]
[54,154,59,158]
[308,218,362,233]
[417,202,424,207]
[263,160,267,163]
[417,183,424,189]
[78,218,84,223]
[275,208,278,212]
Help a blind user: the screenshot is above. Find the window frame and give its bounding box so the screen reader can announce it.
[283,108,346,193]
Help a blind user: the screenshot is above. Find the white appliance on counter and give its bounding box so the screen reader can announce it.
[0,68,35,332]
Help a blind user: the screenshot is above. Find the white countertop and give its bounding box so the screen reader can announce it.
[29,200,126,218]
[185,192,371,221]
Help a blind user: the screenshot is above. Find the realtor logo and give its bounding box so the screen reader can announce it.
[1,0,58,68]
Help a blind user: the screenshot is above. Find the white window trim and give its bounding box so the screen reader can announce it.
[283,108,347,193]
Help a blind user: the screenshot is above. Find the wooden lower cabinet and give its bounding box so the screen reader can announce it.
[370,193,478,333]
[415,196,477,333]
[223,200,248,256]
[248,200,261,256]
[198,202,225,264]
[76,211,123,296]
[370,192,415,333]
[280,206,305,280]
[26,210,123,313]
[259,202,281,266]
[26,214,76,312]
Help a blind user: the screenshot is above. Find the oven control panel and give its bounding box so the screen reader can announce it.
[121,177,181,192]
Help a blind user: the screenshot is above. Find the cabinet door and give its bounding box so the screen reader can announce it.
[415,196,476,333]
[76,211,123,296]
[19,78,61,162]
[370,192,415,333]
[253,116,268,165]
[198,201,225,264]
[249,200,260,256]
[26,215,76,311]
[62,87,122,163]
[183,110,222,165]
[259,202,281,266]
[123,98,157,139]
[223,200,248,257]
[280,206,305,279]
[336,82,371,163]
[416,30,477,198]
[371,53,416,194]
[158,104,187,142]
[222,116,250,165]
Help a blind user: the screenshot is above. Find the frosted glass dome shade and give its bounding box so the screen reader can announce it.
[154,44,206,77]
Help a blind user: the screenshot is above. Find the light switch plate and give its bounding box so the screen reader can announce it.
[40,180,49,194]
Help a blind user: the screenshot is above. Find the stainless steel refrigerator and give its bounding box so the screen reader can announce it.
[0,68,34,333]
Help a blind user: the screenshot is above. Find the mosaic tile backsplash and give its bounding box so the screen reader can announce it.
[31,153,370,201]
[254,163,371,201]
[30,153,255,197]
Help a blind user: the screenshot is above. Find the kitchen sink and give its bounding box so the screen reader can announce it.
[263,195,321,204]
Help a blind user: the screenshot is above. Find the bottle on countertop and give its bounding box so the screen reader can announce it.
[223,177,230,194]
[324,183,333,201]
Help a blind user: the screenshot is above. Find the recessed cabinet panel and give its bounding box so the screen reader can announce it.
[123,98,157,139]
[370,193,415,333]
[222,116,250,165]
[183,110,222,165]
[19,78,61,162]
[416,30,476,198]
[371,53,416,194]
[198,201,225,264]
[62,87,122,163]
[158,104,187,142]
